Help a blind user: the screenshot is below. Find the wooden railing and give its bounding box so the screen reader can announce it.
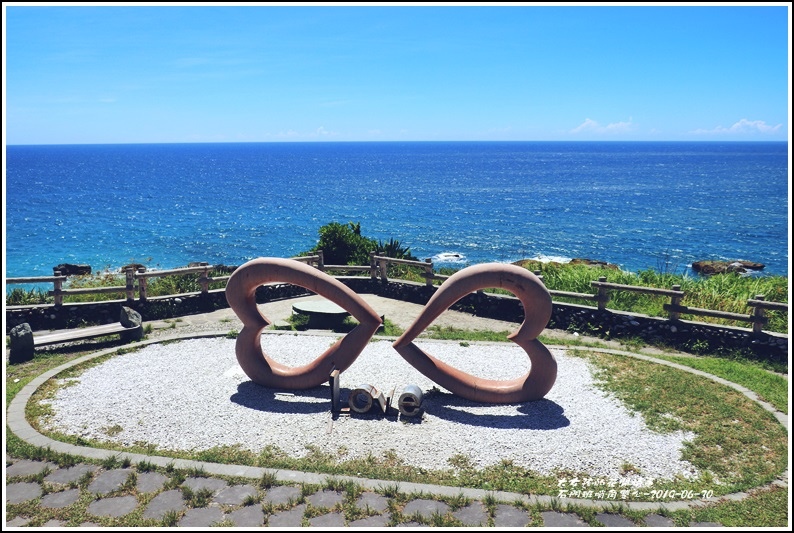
[6,256,788,335]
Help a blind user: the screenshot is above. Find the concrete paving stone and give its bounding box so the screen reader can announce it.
[356,491,390,513]
[5,459,58,478]
[142,489,187,520]
[6,516,32,527]
[690,522,723,527]
[87,468,135,495]
[6,482,43,504]
[178,506,226,527]
[136,471,168,493]
[310,511,347,527]
[541,511,590,527]
[213,484,258,505]
[306,488,345,509]
[263,484,302,506]
[44,463,99,485]
[40,488,81,509]
[493,504,530,528]
[267,503,306,527]
[42,519,67,527]
[349,513,392,527]
[644,514,676,527]
[596,512,637,527]
[80,523,101,527]
[182,476,229,494]
[227,505,265,527]
[87,495,139,517]
[453,501,490,526]
[396,521,422,527]
[402,498,451,519]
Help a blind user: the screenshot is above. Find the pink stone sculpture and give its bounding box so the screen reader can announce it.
[226,258,556,403]
[393,263,556,403]
[225,257,382,389]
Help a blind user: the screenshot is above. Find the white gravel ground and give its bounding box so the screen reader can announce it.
[42,333,699,484]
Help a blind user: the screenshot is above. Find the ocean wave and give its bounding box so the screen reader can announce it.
[530,254,574,264]
[432,252,467,263]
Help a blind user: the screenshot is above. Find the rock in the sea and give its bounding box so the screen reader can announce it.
[691,260,765,275]
[53,263,91,276]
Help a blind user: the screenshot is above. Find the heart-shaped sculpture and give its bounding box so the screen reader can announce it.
[392,263,556,403]
[226,258,382,389]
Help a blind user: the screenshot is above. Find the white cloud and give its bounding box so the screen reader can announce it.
[690,119,783,135]
[571,117,634,135]
[312,126,337,137]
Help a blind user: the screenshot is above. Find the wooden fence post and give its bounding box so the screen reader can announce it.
[596,276,608,311]
[137,267,148,302]
[317,250,325,271]
[53,271,63,307]
[125,268,135,303]
[425,259,433,287]
[199,265,210,294]
[370,251,377,280]
[668,284,682,321]
[379,258,389,283]
[752,294,766,334]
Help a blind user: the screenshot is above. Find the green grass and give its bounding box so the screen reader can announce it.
[580,350,787,495]
[651,354,789,414]
[5,323,788,527]
[521,261,788,334]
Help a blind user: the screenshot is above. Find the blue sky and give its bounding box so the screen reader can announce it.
[3,3,791,144]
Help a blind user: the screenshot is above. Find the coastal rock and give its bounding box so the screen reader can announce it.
[568,258,621,270]
[511,258,620,270]
[53,263,91,276]
[511,259,563,270]
[212,264,238,275]
[691,260,765,275]
[9,323,35,363]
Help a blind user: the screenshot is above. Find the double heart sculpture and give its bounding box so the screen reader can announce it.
[226,258,557,404]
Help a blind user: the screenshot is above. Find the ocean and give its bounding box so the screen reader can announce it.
[4,141,789,286]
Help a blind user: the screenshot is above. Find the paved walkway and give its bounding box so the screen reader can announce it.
[5,295,786,527]
[6,455,728,527]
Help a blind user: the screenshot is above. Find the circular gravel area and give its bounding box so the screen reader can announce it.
[41,334,699,483]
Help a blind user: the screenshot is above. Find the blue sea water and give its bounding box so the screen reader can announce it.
[4,141,790,286]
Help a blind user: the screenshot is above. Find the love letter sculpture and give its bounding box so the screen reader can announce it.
[226,257,382,389]
[227,258,556,403]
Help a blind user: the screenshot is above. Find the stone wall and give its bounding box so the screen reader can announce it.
[5,277,788,364]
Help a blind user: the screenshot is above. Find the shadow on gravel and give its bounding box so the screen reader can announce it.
[230,381,331,414]
[426,393,570,430]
